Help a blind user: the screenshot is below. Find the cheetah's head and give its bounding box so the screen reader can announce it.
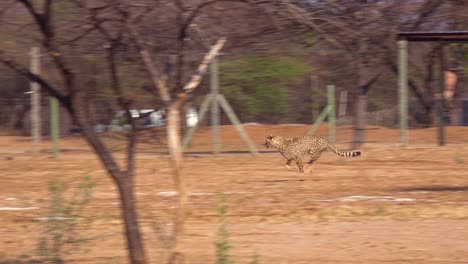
[265,135,277,148]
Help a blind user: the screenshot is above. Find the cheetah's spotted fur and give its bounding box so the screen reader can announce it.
[265,135,361,173]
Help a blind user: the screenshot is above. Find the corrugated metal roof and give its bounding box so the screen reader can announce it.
[397,31,468,42]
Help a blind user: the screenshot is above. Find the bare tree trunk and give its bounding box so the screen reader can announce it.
[385,46,438,126]
[13,104,29,132]
[352,93,368,148]
[1,2,149,263]
[167,102,188,264]
[81,129,147,264]
[117,176,147,264]
[352,58,378,148]
[72,95,147,264]
[352,59,368,148]
[128,33,225,264]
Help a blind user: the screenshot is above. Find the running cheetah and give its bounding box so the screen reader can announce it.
[265,135,361,173]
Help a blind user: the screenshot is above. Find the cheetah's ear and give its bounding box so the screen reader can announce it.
[267,135,273,139]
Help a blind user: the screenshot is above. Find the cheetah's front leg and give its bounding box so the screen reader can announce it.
[284,159,293,170]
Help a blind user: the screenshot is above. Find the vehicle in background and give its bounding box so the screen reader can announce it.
[186,107,198,128]
[97,107,198,132]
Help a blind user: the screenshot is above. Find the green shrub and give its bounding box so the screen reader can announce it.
[220,56,307,124]
[215,194,260,264]
[36,175,95,263]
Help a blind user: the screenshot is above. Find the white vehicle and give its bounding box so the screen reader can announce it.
[186,107,198,128]
[102,108,197,132]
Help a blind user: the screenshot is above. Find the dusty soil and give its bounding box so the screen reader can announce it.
[1,124,468,263]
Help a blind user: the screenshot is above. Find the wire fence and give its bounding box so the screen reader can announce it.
[1,51,468,154]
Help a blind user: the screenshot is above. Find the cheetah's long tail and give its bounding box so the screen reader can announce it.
[328,144,361,157]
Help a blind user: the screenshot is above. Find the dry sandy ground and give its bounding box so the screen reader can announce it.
[1,125,468,263]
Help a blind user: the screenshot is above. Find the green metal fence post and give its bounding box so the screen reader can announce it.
[327,85,336,144]
[217,95,258,155]
[50,97,60,158]
[438,45,446,146]
[211,57,221,155]
[307,106,330,136]
[398,39,409,146]
[30,47,41,154]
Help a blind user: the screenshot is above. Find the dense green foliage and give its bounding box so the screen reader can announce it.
[220,56,307,124]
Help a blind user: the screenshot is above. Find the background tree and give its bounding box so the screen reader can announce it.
[0,1,151,262]
[0,0,276,263]
[220,55,307,124]
[1,2,467,261]
[269,0,468,145]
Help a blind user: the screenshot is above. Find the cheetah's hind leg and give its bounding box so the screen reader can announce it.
[294,158,304,173]
[306,160,318,174]
[284,159,292,170]
[307,150,321,164]
[306,153,321,173]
